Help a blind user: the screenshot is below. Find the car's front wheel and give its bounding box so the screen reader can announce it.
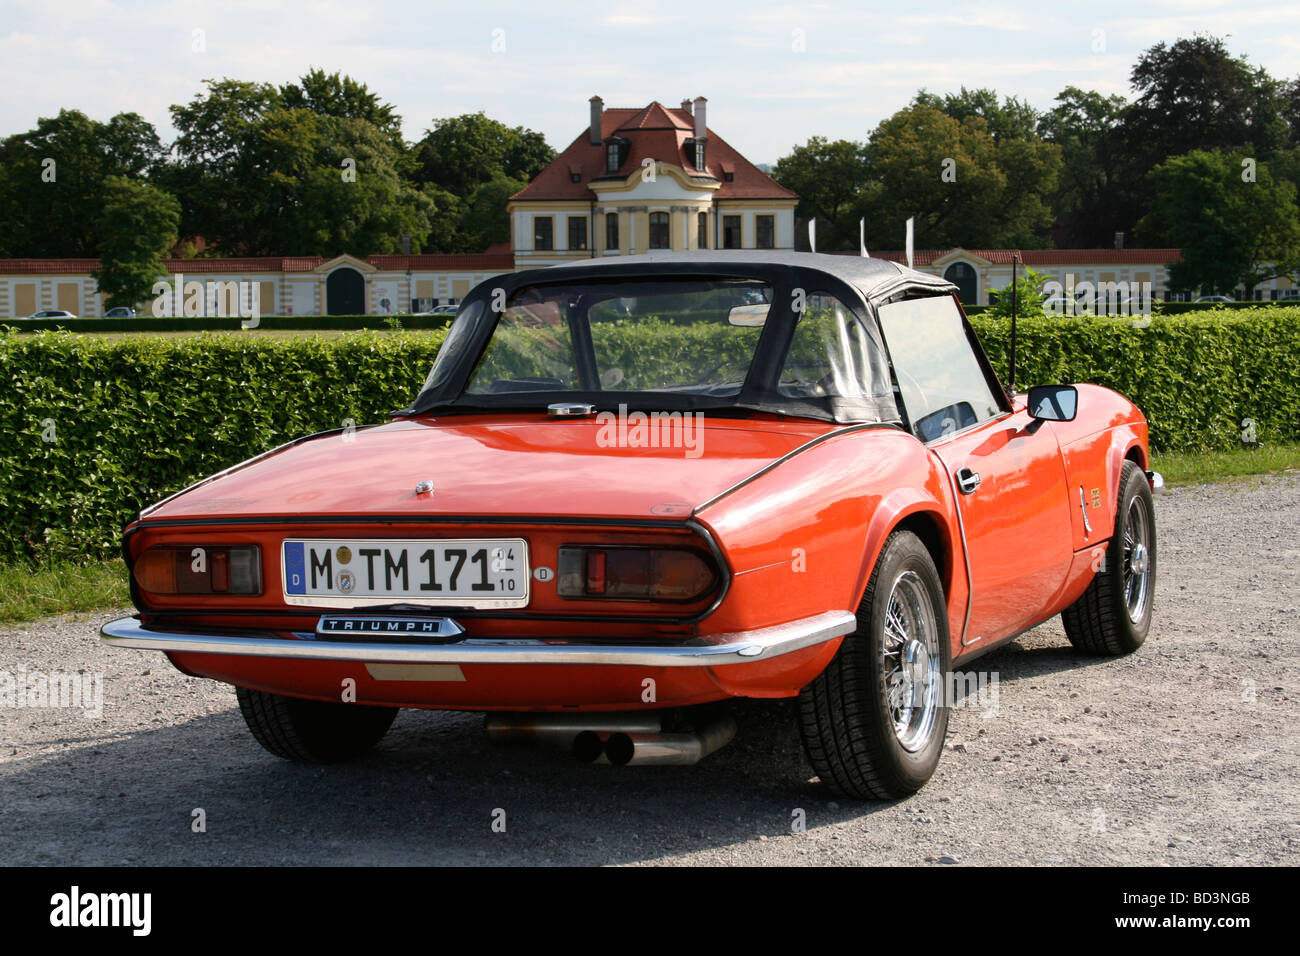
[1062,460,1156,655]
[798,529,951,799]
[236,687,398,762]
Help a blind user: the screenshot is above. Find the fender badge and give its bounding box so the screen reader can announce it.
[415,479,434,495]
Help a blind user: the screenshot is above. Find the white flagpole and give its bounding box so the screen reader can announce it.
[860,218,869,257]
[808,218,816,254]
[905,217,914,269]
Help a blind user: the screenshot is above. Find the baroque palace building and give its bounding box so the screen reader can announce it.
[2,94,1296,318]
[506,96,798,266]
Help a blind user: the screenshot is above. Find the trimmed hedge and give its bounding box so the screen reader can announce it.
[0,329,446,560]
[1,308,1297,562]
[0,314,454,333]
[968,311,1300,453]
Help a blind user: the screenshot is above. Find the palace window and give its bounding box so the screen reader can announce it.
[534,217,553,251]
[568,216,588,251]
[649,212,670,250]
[722,215,742,249]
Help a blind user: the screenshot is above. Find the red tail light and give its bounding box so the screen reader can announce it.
[557,547,716,602]
[135,546,262,596]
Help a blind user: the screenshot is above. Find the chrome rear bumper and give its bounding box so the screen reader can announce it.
[100,610,856,668]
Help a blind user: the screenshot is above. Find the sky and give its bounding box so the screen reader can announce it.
[2,0,1298,164]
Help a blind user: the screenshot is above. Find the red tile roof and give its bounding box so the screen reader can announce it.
[0,253,515,275]
[510,101,796,202]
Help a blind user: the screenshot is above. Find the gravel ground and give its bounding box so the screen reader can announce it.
[1,474,1296,866]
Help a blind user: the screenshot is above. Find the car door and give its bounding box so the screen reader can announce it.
[877,294,1073,648]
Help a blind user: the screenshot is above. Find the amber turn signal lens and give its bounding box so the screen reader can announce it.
[134,546,262,596]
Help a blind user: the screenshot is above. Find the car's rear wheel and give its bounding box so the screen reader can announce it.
[798,530,951,799]
[1062,460,1156,655]
[236,687,398,763]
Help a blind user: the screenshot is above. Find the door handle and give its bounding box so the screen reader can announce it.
[956,467,981,495]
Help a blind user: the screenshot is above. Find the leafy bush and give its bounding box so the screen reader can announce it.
[0,328,444,560]
[1,308,1296,561]
[0,314,454,333]
[969,310,1300,453]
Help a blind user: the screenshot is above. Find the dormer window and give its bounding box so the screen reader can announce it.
[684,138,706,170]
[604,137,630,173]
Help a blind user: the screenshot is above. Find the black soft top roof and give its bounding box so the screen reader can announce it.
[400,251,964,422]
[538,250,957,305]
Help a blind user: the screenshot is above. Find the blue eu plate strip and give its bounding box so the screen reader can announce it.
[283,541,306,594]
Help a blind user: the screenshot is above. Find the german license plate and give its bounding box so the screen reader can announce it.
[282,538,529,609]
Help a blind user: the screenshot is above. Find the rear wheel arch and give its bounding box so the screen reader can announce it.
[852,500,955,614]
[894,512,951,599]
[1123,441,1147,472]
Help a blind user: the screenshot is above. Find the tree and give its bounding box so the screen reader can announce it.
[0,109,165,257]
[1039,86,1130,247]
[856,104,1060,250]
[771,137,870,251]
[165,76,435,255]
[1136,149,1300,297]
[92,176,181,308]
[914,87,1041,143]
[1125,36,1287,159]
[985,266,1053,320]
[281,69,403,146]
[1108,35,1290,237]
[460,172,529,251]
[411,112,553,198]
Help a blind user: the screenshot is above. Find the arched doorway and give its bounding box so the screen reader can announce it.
[326,268,365,315]
[944,262,978,305]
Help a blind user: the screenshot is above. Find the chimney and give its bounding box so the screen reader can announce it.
[693,96,707,141]
[589,95,603,146]
[681,99,692,115]
[1114,231,1124,250]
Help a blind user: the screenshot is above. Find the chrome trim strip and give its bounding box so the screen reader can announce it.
[1079,485,1093,534]
[100,609,857,667]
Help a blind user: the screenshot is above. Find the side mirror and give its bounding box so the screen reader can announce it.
[1027,384,1078,422]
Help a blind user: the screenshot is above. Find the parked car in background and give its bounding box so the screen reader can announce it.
[104,307,136,318]
[1194,295,1234,303]
[21,309,77,320]
[102,251,1161,799]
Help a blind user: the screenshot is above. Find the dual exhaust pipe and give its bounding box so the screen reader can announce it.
[485,711,736,766]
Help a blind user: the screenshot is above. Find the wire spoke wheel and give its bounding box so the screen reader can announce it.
[1062,460,1157,656]
[883,570,941,753]
[798,529,951,799]
[1122,496,1152,623]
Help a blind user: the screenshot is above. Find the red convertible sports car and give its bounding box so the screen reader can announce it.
[102,251,1160,799]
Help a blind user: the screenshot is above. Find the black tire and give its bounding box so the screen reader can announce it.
[1062,460,1156,655]
[236,687,398,763]
[798,530,951,799]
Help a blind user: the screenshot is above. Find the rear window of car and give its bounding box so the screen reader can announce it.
[463,279,771,397]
